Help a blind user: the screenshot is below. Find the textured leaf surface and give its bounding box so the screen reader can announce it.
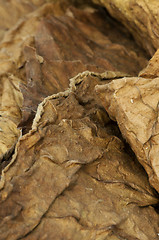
[0,1,159,240]
[1,74,158,240]
[92,0,159,56]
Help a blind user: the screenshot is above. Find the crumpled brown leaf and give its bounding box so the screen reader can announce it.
[0,1,159,240]
[92,0,159,56]
[139,49,159,79]
[96,75,159,194]
[0,0,49,41]
[18,4,147,130]
[0,1,78,160]
[0,74,158,240]
[0,75,22,161]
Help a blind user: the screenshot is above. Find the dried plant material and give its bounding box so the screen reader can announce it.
[0,75,23,161]
[0,2,63,76]
[0,1,75,160]
[0,3,53,161]
[96,76,159,193]
[0,1,148,159]
[0,0,49,41]
[0,1,158,239]
[0,118,20,161]
[139,49,159,79]
[0,0,77,42]
[92,0,159,56]
[20,5,148,132]
[0,74,158,240]
[0,76,23,124]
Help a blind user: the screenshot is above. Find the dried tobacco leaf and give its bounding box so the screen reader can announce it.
[0,0,49,41]
[20,5,148,132]
[0,75,23,161]
[139,49,159,79]
[0,1,148,160]
[0,74,158,240]
[92,0,159,56]
[96,76,159,194]
[0,1,158,239]
[0,1,75,160]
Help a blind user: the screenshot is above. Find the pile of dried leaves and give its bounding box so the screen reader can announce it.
[0,0,159,239]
